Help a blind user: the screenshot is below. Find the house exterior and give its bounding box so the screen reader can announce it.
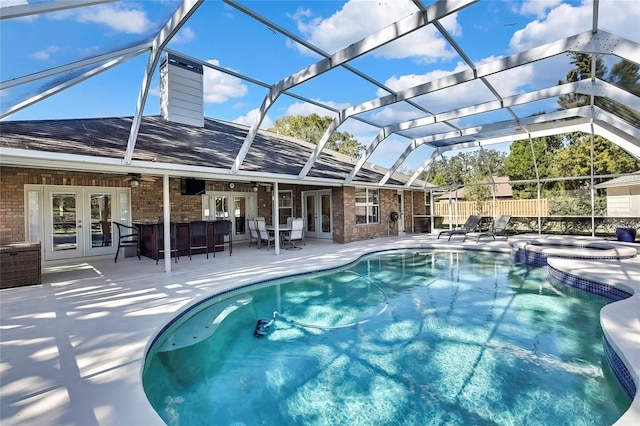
[0,114,430,264]
[0,53,433,266]
[595,172,640,217]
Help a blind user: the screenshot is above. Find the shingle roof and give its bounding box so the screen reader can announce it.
[594,172,640,188]
[0,115,426,188]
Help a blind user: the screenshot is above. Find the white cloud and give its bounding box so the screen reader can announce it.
[368,103,429,124]
[505,0,638,95]
[170,27,196,44]
[510,3,591,51]
[203,60,248,104]
[364,56,536,125]
[379,61,469,95]
[233,108,273,130]
[369,136,414,169]
[74,4,151,34]
[290,0,456,62]
[32,45,59,61]
[511,0,640,51]
[340,117,379,139]
[518,0,563,18]
[284,100,350,117]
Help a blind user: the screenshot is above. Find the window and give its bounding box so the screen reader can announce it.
[355,188,379,225]
[278,190,293,225]
[26,189,41,242]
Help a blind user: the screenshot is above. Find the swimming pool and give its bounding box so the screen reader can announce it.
[143,250,631,425]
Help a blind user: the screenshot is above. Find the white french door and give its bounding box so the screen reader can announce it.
[303,190,332,240]
[41,187,120,261]
[203,192,257,241]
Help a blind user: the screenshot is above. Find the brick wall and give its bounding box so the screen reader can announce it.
[132,179,256,222]
[0,167,259,244]
[332,187,346,243]
[339,187,400,244]
[1,165,429,245]
[0,167,133,244]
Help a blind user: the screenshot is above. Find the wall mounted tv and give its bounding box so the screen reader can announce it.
[181,178,206,195]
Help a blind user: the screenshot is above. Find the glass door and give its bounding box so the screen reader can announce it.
[42,187,119,260]
[204,192,257,241]
[303,190,332,240]
[319,192,332,237]
[44,188,83,260]
[86,191,115,256]
[305,195,316,234]
[233,196,247,237]
[214,195,229,219]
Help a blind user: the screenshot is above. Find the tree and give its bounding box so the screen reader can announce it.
[501,53,640,198]
[269,114,366,158]
[558,52,607,109]
[598,59,640,127]
[554,133,640,178]
[609,60,640,95]
[423,149,506,189]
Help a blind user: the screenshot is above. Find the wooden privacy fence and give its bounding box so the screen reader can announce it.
[434,199,549,225]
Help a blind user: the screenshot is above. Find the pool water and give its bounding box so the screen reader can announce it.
[143,250,630,425]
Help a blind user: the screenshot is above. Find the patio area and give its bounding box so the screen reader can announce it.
[1,234,639,426]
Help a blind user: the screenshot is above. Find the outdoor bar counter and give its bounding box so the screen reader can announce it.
[135,221,226,261]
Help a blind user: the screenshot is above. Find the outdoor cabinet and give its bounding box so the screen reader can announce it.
[0,242,42,288]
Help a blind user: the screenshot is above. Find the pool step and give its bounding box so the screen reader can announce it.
[157,295,253,352]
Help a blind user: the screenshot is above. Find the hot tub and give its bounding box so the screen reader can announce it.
[511,237,637,268]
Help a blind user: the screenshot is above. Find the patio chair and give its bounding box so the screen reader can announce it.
[247,218,259,247]
[188,220,209,259]
[473,215,511,242]
[256,218,275,249]
[437,215,482,241]
[156,223,178,264]
[113,222,140,263]
[282,217,305,249]
[212,220,232,256]
[296,217,306,245]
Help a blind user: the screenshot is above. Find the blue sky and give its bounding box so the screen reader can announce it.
[1,0,638,171]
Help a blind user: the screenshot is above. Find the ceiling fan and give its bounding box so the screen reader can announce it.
[122,173,156,187]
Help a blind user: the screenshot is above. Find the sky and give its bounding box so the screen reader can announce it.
[1,0,639,172]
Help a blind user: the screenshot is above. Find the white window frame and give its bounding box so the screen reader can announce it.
[355,187,379,225]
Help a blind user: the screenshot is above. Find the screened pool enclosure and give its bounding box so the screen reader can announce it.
[1,0,639,238]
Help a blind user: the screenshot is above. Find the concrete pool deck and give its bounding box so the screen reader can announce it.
[1,233,638,425]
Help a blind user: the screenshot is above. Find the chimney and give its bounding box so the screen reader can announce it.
[160,53,204,127]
